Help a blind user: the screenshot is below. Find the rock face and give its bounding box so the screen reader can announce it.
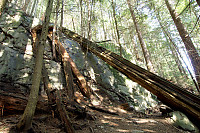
[0,3,157,111]
[61,37,158,111]
[0,4,34,92]
[0,3,62,93]
[169,111,199,132]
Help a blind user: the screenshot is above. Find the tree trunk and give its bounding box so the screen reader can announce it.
[108,10,117,45]
[0,89,49,116]
[163,24,199,90]
[165,0,200,94]
[23,0,31,12]
[111,0,122,56]
[16,0,53,131]
[79,0,83,36]
[48,32,92,98]
[30,0,38,16]
[129,32,141,62]
[52,0,60,60]
[0,0,7,16]
[61,28,200,128]
[42,65,75,133]
[127,0,155,73]
[100,3,107,40]
[60,0,64,28]
[72,17,76,32]
[56,90,75,133]
[86,0,93,40]
[62,57,74,100]
[152,4,185,77]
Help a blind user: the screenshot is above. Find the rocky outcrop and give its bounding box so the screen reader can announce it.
[0,5,33,92]
[0,3,64,93]
[169,111,199,132]
[61,36,158,110]
[0,3,157,111]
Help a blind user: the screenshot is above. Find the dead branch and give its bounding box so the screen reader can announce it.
[47,32,92,98]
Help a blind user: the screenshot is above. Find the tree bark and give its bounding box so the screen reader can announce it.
[100,2,107,40]
[155,11,192,81]
[42,65,55,105]
[0,0,7,16]
[86,0,93,40]
[42,65,74,133]
[72,17,76,32]
[127,0,155,73]
[16,0,53,131]
[165,0,200,94]
[0,89,49,116]
[111,0,122,56]
[52,0,60,60]
[30,0,38,16]
[60,0,64,28]
[23,0,31,12]
[56,90,75,133]
[63,58,74,100]
[129,32,141,62]
[79,0,83,36]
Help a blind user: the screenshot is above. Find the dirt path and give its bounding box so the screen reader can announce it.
[0,111,185,133]
[74,109,185,133]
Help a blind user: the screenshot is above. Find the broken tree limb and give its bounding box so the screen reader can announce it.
[56,90,75,133]
[62,54,74,100]
[95,40,112,43]
[42,64,56,107]
[42,64,74,132]
[47,33,92,98]
[60,27,200,128]
[87,105,118,115]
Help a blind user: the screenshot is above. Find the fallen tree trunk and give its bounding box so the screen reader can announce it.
[0,89,49,116]
[56,90,75,133]
[47,33,92,98]
[60,27,200,128]
[42,64,75,133]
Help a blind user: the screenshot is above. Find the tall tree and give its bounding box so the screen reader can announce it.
[80,0,83,36]
[30,0,38,16]
[111,0,122,56]
[52,0,60,60]
[23,0,31,12]
[165,0,200,93]
[86,0,94,40]
[60,0,64,28]
[129,33,141,62]
[100,2,107,40]
[16,0,54,131]
[153,5,188,78]
[0,0,8,16]
[127,0,155,72]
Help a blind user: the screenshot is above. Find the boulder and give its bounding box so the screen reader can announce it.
[169,111,199,132]
[0,4,65,93]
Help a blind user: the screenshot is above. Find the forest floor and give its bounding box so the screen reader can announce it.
[0,106,187,133]
[0,112,187,133]
[0,94,187,133]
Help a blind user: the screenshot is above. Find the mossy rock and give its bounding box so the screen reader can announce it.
[169,111,199,132]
